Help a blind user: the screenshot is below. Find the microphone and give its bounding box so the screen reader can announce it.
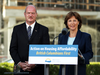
[52,28,68,44]
[61,28,68,35]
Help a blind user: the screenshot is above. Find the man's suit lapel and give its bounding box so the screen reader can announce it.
[21,22,39,42]
[21,23,29,40]
[30,22,38,41]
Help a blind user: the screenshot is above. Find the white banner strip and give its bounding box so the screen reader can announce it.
[28,57,78,65]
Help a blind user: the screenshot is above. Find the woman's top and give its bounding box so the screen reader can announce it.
[67,37,75,45]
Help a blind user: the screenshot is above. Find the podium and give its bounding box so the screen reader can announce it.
[44,65,49,75]
[62,65,66,75]
[28,45,78,75]
[61,65,77,75]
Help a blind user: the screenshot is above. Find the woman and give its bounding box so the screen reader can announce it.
[58,11,93,75]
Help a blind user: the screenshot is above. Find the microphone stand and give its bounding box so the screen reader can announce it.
[44,64,49,75]
[52,35,66,75]
[44,35,59,75]
[52,36,58,44]
[44,36,58,75]
[62,65,66,75]
[75,65,78,75]
[45,35,59,75]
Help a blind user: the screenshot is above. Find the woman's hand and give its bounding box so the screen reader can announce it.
[78,53,83,58]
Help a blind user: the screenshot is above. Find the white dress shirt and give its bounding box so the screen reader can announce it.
[26,21,36,34]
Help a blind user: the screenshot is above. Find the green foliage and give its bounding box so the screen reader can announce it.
[49,65,60,75]
[0,62,100,75]
[90,62,100,64]
[49,62,100,75]
[86,63,100,75]
[0,62,14,75]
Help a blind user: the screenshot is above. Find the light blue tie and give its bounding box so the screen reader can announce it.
[28,26,31,40]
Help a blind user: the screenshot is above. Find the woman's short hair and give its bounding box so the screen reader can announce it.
[64,11,82,29]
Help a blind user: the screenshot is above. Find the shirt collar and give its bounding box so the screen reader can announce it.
[26,21,36,30]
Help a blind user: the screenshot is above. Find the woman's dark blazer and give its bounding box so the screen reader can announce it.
[10,22,50,75]
[58,30,93,75]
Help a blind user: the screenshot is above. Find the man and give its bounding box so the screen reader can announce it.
[10,5,50,75]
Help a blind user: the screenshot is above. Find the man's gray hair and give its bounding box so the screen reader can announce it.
[24,5,37,13]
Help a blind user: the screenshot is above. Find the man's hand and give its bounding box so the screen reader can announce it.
[18,62,27,71]
[18,61,36,71]
[78,53,83,58]
[25,61,36,71]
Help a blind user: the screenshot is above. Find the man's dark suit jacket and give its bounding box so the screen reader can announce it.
[10,22,50,75]
[58,30,93,75]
